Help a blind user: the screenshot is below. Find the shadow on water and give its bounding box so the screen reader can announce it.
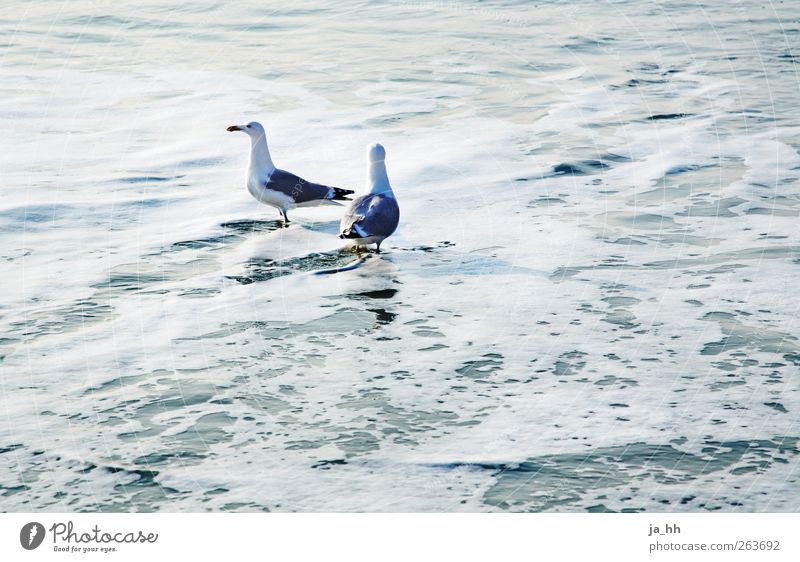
[169,220,283,252]
[227,249,366,284]
[348,288,399,300]
[224,237,537,284]
[220,219,285,234]
[308,273,403,327]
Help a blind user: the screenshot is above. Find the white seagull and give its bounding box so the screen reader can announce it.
[339,143,400,253]
[227,121,353,223]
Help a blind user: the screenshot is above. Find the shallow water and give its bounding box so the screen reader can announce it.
[1,1,799,512]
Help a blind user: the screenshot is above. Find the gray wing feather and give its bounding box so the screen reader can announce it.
[266,169,332,204]
[340,193,399,237]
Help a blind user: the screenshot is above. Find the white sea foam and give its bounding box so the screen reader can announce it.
[1,1,799,512]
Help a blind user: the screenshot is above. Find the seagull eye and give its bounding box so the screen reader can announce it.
[246,125,251,128]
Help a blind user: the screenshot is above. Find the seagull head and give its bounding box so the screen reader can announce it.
[226,121,266,139]
[367,143,386,163]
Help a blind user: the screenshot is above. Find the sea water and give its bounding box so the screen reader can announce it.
[1,0,798,511]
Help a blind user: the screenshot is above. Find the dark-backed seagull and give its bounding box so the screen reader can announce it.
[339,143,400,253]
[227,121,353,223]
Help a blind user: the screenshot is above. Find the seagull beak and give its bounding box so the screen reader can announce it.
[226,125,241,132]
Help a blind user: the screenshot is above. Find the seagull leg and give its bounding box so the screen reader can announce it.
[375,242,382,254]
[280,209,290,225]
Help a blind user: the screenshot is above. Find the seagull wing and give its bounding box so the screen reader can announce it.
[339,193,399,238]
[266,169,352,204]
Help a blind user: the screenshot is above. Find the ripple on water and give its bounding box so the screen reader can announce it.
[3,0,800,513]
[472,437,800,512]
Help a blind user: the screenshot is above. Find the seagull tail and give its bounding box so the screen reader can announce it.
[329,187,354,201]
[339,222,366,239]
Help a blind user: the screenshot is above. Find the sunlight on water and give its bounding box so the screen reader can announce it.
[1,0,799,512]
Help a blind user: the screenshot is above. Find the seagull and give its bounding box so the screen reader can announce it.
[227,121,354,223]
[339,143,400,253]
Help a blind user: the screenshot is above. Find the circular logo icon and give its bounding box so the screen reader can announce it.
[20,522,45,550]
